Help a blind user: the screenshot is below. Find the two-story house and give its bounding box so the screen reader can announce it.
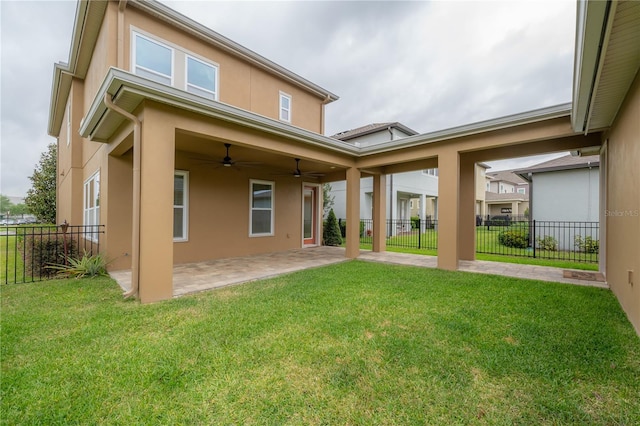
[328,123,438,233]
[48,0,639,334]
[484,170,530,218]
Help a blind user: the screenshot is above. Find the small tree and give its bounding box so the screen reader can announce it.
[322,183,335,219]
[0,195,13,219]
[323,208,342,246]
[25,143,57,224]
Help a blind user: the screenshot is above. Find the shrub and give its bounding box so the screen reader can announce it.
[323,209,342,246]
[575,235,599,253]
[536,236,558,251]
[498,230,529,248]
[410,216,420,230]
[20,233,77,279]
[48,251,107,278]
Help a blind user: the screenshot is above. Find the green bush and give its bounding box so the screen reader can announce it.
[410,216,420,230]
[498,230,529,248]
[575,235,599,253]
[20,233,77,279]
[48,251,107,278]
[323,209,342,246]
[536,236,558,251]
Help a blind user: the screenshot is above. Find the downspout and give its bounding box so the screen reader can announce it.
[103,93,141,298]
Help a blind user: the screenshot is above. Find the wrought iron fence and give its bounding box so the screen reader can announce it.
[1,224,104,284]
[339,218,599,264]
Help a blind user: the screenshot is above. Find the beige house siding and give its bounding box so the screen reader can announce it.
[605,72,640,334]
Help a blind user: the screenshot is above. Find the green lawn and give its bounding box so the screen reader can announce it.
[2,261,638,424]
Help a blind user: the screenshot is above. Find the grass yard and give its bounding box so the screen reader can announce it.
[2,261,639,424]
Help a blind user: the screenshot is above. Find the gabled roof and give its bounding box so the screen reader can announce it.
[332,122,418,141]
[48,0,338,137]
[515,154,599,181]
[486,170,529,185]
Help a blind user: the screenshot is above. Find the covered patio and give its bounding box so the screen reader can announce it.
[110,247,608,298]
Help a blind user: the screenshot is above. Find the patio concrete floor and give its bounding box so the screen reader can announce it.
[109,246,608,298]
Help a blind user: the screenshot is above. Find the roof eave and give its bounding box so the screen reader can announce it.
[79,69,354,155]
[360,103,573,155]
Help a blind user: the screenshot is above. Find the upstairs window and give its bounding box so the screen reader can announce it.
[279,92,291,122]
[133,32,173,85]
[186,55,218,100]
[517,187,526,194]
[423,168,438,177]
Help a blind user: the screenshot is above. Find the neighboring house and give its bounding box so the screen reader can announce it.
[516,154,599,222]
[328,123,438,233]
[48,0,639,335]
[484,170,530,217]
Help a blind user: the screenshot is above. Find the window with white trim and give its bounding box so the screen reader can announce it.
[517,187,526,194]
[186,55,218,100]
[174,171,189,242]
[84,172,100,241]
[279,92,291,122]
[486,182,490,191]
[423,168,438,177]
[132,32,173,85]
[250,180,274,236]
[66,100,71,146]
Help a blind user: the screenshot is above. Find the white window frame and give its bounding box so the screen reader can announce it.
[173,170,189,242]
[279,92,292,123]
[422,168,438,177]
[249,179,275,237]
[185,54,219,101]
[83,171,100,242]
[131,31,174,86]
[517,187,526,194]
[66,99,71,147]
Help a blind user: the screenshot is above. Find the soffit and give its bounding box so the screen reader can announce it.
[578,0,640,132]
[588,0,640,130]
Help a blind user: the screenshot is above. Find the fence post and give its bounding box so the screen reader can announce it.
[533,220,536,259]
[418,218,421,249]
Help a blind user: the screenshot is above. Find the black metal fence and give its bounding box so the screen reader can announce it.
[339,218,599,264]
[1,225,104,284]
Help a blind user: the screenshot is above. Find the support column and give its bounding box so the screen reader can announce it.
[511,201,519,216]
[437,149,459,270]
[458,155,476,261]
[345,167,361,259]
[372,174,386,252]
[419,193,427,234]
[138,106,175,303]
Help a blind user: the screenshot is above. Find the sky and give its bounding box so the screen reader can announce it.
[0,0,577,198]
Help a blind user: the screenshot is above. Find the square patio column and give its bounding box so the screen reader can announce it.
[458,155,477,261]
[345,167,361,258]
[419,193,427,234]
[138,106,175,303]
[437,149,459,270]
[372,174,386,252]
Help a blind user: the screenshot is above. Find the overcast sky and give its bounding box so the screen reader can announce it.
[1,0,576,198]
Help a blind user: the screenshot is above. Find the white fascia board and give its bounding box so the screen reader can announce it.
[80,68,354,154]
[571,0,610,133]
[130,0,339,102]
[359,103,573,156]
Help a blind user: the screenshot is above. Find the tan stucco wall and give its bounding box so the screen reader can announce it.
[605,73,640,334]
[122,7,325,133]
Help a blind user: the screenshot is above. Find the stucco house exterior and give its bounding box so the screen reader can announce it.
[516,154,599,222]
[49,0,639,335]
[484,170,530,217]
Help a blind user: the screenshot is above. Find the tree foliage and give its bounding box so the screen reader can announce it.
[323,208,342,246]
[322,183,335,218]
[25,143,57,224]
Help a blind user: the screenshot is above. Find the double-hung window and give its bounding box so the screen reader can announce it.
[279,92,291,122]
[174,171,189,242]
[250,180,274,236]
[84,172,100,241]
[133,32,173,85]
[186,55,218,100]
